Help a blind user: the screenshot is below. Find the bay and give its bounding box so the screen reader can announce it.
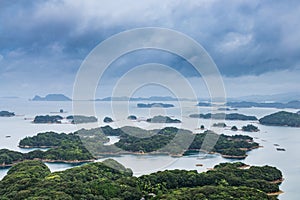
[0,98,299,199]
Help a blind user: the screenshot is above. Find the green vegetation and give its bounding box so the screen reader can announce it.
[0,145,94,166]
[259,111,300,127]
[137,103,174,108]
[187,131,259,158]
[4,125,259,166]
[0,111,15,117]
[115,127,259,158]
[189,113,257,121]
[242,124,260,132]
[231,126,238,131]
[66,115,98,124]
[146,115,181,123]
[103,117,113,123]
[0,160,283,199]
[33,115,63,123]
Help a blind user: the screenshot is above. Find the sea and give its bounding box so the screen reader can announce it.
[0,98,299,200]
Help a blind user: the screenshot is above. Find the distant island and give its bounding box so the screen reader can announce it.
[0,111,15,117]
[0,160,283,199]
[103,117,113,123]
[127,115,137,120]
[146,115,181,123]
[137,103,174,108]
[66,115,98,124]
[33,115,63,123]
[96,96,190,101]
[242,124,260,132]
[32,94,71,101]
[259,111,300,127]
[228,100,300,109]
[197,100,300,109]
[189,113,257,121]
[33,115,97,124]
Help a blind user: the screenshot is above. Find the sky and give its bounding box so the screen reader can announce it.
[0,0,300,99]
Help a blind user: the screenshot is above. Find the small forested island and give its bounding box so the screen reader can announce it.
[259,111,300,127]
[146,115,181,123]
[32,94,71,101]
[0,110,15,117]
[231,126,238,131]
[33,115,97,124]
[66,115,98,124]
[189,113,257,121]
[103,117,113,123]
[212,122,227,127]
[127,115,137,120]
[0,159,283,199]
[196,102,211,106]
[33,115,63,123]
[137,103,175,108]
[218,107,238,111]
[242,124,260,132]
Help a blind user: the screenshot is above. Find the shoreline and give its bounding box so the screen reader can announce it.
[0,158,95,168]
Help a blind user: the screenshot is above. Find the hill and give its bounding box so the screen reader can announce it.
[259,111,300,127]
[32,94,71,101]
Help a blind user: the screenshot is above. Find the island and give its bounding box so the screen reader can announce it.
[189,113,258,121]
[66,115,98,124]
[227,100,300,109]
[137,103,174,108]
[14,125,260,159]
[112,127,259,158]
[212,122,227,127]
[0,111,15,117]
[218,107,238,111]
[103,117,113,123]
[96,96,189,101]
[127,115,137,120]
[33,115,63,123]
[231,126,238,131]
[0,159,283,199]
[259,111,300,127]
[146,115,181,123]
[186,131,259,159]
[33,115,97,124]
[32,94,71,101]
[197,100,300,109]
[242,124,260,132]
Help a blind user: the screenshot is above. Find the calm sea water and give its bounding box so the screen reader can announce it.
[0,98,299,199]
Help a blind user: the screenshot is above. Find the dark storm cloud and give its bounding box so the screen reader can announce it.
[0,0,299,97]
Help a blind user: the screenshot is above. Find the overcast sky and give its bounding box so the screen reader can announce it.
[0,0,300,99]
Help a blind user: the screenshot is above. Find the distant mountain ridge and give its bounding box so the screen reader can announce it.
[32,94,71,101]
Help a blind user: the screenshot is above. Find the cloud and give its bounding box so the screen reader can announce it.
[0,0,300,97]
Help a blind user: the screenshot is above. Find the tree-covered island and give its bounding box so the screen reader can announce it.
[0,160,283,199]
[0,126,260,166]
[189,113,257,121]
[259,111,300,127]
[0,111,15,117]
